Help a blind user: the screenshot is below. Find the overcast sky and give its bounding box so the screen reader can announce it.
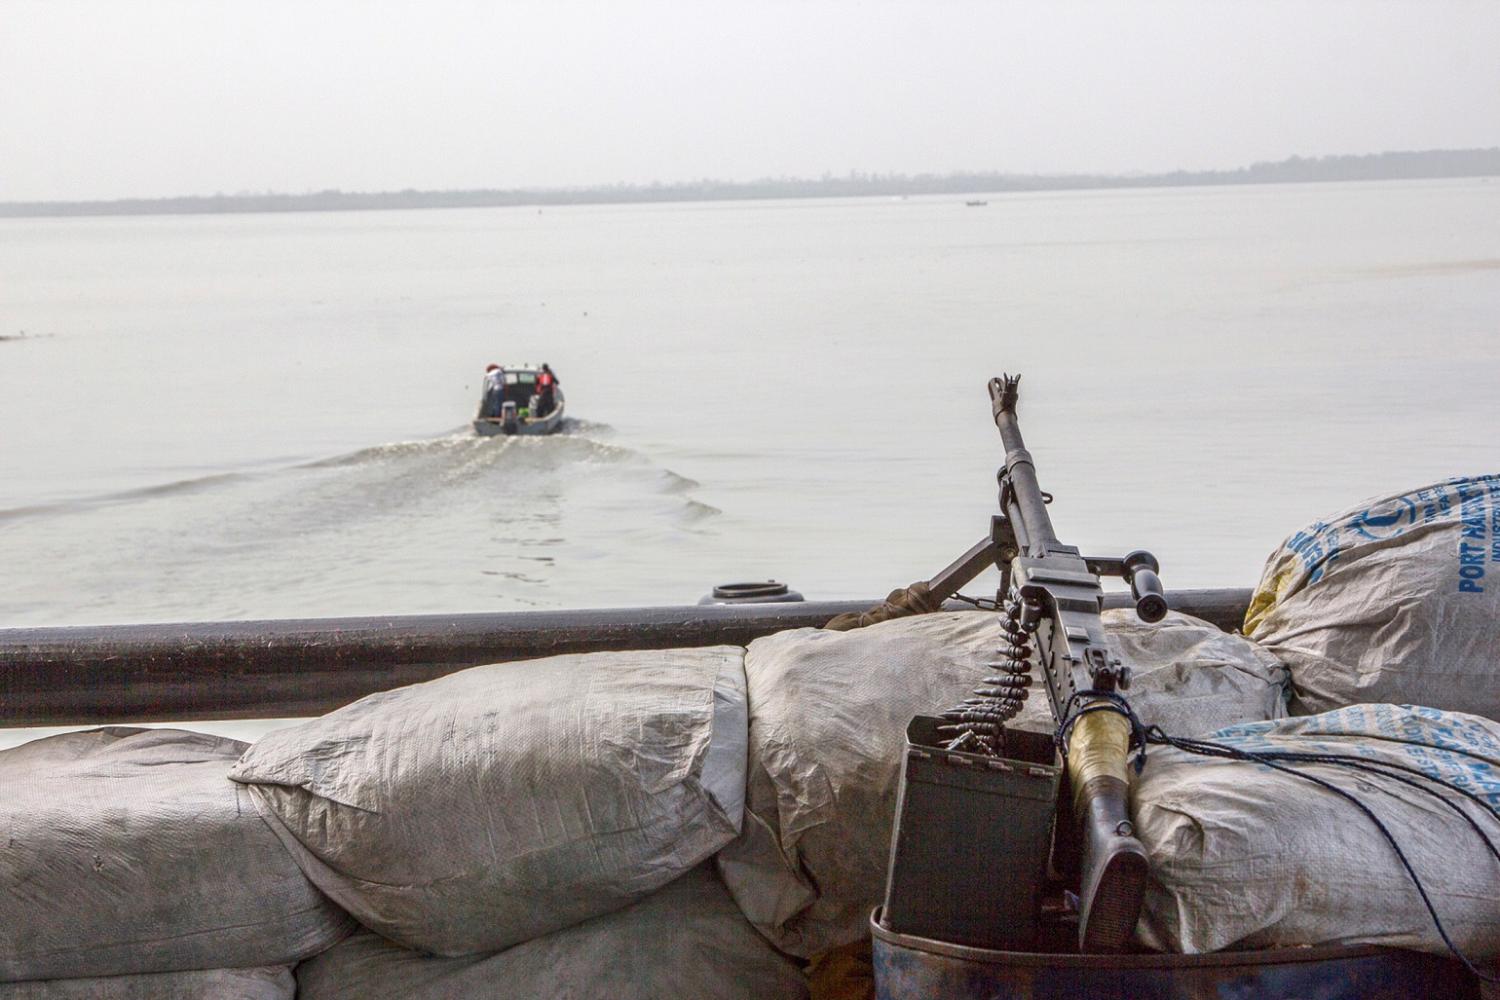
[3,0,1498,202]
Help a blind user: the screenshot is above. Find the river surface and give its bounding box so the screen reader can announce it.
[3,179,1499,635]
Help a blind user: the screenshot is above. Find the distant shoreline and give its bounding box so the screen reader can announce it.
[3,148,1496,220]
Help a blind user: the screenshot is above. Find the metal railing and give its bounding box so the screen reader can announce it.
[0,589,1251,725]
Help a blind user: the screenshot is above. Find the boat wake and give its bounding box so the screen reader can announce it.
[299,427,710,504]
[0,470,256,526]
[0,426,721,624]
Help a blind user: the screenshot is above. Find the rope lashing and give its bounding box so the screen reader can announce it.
[823,581,942,631]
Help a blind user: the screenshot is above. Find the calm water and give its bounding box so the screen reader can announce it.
[3,179,1499,629]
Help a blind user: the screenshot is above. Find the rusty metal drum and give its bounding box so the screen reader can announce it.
[870,910,1479,1000]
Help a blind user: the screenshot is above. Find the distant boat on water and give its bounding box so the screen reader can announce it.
[474,362,566,436]
[965,200,988,207]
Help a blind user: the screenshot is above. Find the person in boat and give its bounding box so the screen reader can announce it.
[480,363,506,418]
[535,363,559,417]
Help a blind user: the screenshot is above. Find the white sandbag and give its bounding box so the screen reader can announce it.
[0,967,294,1000]
[0,728,351,983]
[717,610,1287,958]
[230,646,748,956]
[1134,704,1500,956]
[1245,475,1500,717]
[1011,609,1289,736]
[295,865,807,1000]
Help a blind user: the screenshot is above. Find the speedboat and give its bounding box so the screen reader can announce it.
[473,362,566,436]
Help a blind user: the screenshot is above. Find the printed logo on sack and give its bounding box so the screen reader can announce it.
[1286,523,1340,585]
[1292,477,1500,593]
[1348,495,1421,541]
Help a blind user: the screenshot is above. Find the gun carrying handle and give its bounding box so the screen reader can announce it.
[1083,551,1169,624]
[1123,551,1167,623]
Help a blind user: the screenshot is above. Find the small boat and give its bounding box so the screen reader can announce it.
[965,200,988,207]
[473,362,566,436]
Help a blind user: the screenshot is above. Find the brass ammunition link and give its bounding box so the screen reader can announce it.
[938,589,1033,755]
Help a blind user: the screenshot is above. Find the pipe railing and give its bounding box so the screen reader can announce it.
[0,589,1251,726]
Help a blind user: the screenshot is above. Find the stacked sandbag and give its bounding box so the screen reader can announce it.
[1011,608,1289,737]
[1133,704,1500,957]
[230,646,748,955]
[716,610,1287,957]
[295,865,808,1000]
[1245,474,1500,717]
[0,728,351,990]
[0,967,294,1000]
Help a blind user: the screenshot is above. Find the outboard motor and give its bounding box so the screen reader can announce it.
[501,401,519,434]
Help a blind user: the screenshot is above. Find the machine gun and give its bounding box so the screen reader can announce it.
[877,374,1167,953]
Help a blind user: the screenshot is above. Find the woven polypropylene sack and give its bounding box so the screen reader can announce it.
[1245,475,1500,717]
[1134,704,1500,956]
[230,646,748,956]
[716,610,1286,958]
[294,865,807,1000]
[1010,609,1288,737]
[0,967,294,1000]
[0,729,351,982]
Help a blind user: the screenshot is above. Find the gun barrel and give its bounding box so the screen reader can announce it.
[989,377,1061,552]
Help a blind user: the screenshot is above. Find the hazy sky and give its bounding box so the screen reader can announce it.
[3,0,1498,202]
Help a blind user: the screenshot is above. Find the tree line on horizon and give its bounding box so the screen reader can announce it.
[3,148,1497,219]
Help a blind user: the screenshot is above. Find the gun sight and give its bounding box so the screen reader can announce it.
[989,374,1021,421]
